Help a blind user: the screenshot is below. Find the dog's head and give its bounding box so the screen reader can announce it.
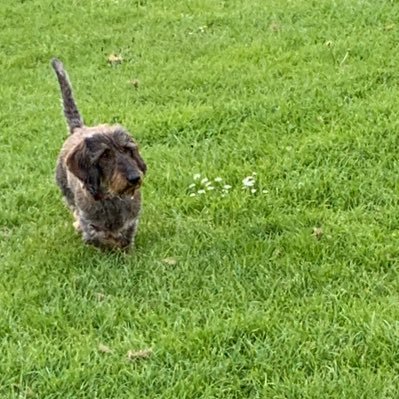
[66,126,147,200]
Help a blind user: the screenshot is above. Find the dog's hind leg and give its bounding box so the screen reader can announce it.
[55,161,76,209]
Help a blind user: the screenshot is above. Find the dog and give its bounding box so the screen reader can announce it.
[51,58,147,250]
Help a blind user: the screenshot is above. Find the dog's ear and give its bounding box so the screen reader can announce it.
[66,139,102,199]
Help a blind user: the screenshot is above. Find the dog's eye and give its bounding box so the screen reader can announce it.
[123,146,135,156]
[101,149,112,160]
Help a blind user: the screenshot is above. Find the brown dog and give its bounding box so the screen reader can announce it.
[51,58,147,250]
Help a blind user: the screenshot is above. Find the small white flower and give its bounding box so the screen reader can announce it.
[207,186,215,190]
[197,189,206,194]
[193,173,201,180]
[189,193,196,197]
[205,181,212,186]
[223,184,232,190]
[188,183,196,189]
[214,177,223,183]
[251,189,257,194]
[262,189,268,194]
[242,176,255,187]
[201,178,209,184]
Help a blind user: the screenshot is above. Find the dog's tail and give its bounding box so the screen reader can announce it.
[51,58,83,133]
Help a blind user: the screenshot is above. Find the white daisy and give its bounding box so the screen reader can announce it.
[242,176,255,187]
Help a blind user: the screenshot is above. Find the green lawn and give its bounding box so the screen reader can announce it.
[1,0,399,397]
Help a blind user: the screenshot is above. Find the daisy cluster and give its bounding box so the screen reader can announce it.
[188,172,267,197]
[188,174,232,197]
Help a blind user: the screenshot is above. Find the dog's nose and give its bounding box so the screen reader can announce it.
[127,174,141,185]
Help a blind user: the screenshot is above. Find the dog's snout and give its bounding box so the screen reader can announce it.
[127,173,141,185]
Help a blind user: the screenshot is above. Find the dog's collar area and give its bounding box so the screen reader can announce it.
[93,192,114,201]
[90,189,114,201]
[93,192,105,201]
[92,191,136,202]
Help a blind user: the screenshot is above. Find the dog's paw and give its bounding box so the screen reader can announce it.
[73,220,82,232]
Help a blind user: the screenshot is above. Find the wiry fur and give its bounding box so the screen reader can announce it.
[51,58,147,250]
[51,59,84,133]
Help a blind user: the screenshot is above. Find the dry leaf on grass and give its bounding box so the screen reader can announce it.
[95,292,106,302]
[312,227,324,240]
[129,79,140,88]
[269,21,282,32]
[12,384,33,397]
[127,348,153,361]
[162,257,178,266]
[273,248,283,258]
[98,344,113,354]
[107,53,123,65]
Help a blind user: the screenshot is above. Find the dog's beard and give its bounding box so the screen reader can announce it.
[104,185,137,199]
[120,186,137,197]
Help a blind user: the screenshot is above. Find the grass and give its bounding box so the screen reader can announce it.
[1,0,399,397]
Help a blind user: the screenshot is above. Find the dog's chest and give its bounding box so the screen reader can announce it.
[84,197,138,231]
